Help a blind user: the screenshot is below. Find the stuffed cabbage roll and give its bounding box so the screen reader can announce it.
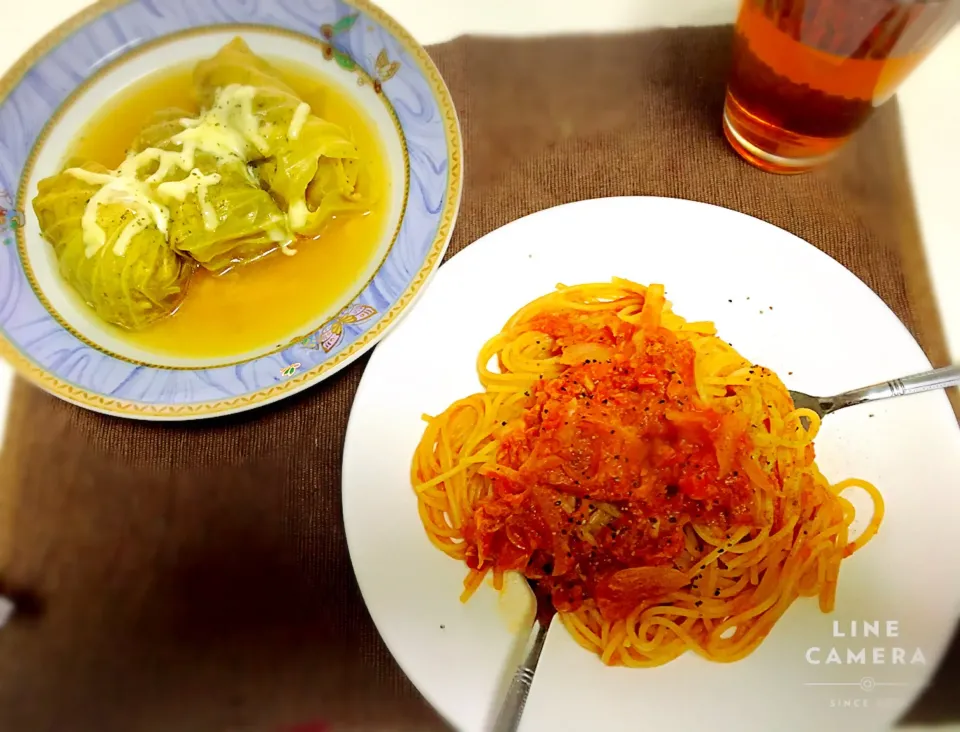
[194,38,370,235]
[132,109,293,273]
[32,162,192,331]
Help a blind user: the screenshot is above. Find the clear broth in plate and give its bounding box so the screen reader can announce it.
[67,60,390,361]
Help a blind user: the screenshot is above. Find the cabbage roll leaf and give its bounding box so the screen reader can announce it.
[168,153,292,273]
[194,37,299,107]
[194,38,370,235]
[32,162,192,331]
[132,110,293,274]
[256,118,366,235]
[130,107,194,153]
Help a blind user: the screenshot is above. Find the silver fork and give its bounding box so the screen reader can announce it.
[788,365,960,419]
[490,618,551,732]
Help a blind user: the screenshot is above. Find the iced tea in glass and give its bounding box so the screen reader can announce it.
[724,0,960,173]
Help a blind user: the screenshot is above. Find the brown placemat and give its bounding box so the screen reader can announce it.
[0,26,955,732]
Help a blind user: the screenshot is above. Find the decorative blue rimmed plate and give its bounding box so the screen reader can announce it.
[0,0,461,420]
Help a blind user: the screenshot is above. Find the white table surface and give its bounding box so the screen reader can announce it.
[0,2,957,727]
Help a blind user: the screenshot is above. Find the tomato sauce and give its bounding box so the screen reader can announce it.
[462,310,759,621]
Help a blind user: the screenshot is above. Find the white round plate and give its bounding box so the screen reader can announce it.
[343,197,960,732]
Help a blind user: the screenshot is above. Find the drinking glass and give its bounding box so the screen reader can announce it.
[723,0,960,173]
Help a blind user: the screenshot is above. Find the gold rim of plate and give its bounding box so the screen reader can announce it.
[0,0,464,420]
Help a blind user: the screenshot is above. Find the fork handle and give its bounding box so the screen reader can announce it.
[490,620,550,732]
[831,365,960,411]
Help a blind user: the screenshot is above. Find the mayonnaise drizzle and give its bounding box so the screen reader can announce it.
[65,84,277,257]
[157,169,223,231]
[287,199,309,231]
[67,166,169,257]
[288,102,310,141]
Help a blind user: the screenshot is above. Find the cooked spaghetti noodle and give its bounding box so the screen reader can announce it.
[411,279,883,667]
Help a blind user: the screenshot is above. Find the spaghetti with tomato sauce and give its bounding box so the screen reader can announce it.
[412,279,883,666]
